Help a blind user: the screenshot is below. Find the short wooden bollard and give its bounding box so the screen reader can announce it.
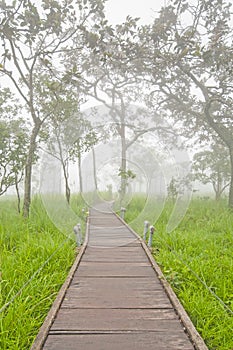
[73,223,82,246]
[120,207,126,219]
[143,221,149,241]
[148,225,155,247]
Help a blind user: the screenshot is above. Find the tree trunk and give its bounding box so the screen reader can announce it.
[15,176,21,214]
[215,190,221,201]
[92,147,98,191]
[229,147,233,209]
[214,171,222,201]
[23,122,41,218]
[62,162,70,204]
[78,154,83,194]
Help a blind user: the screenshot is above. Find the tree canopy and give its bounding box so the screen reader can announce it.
[0,0,232,210]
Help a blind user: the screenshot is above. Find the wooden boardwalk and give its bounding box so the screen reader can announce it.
[31,202,208,350]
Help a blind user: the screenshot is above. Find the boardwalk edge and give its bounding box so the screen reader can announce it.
[30,219,89,350]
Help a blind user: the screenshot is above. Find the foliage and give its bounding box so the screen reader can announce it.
[192,141,231,199]
[0,0,106,216]
[118,168,136,180]
[0,88,28,196]
[135,0,233,207]
[167,177,178,201]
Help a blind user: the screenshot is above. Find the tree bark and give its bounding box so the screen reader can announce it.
[15,176,21,214]
[62,162,70,204]
[215,190,221,201]
[23,121,41,218]
[56,133,71,204]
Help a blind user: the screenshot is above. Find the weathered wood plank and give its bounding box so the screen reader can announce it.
[74,263,156,277]
[62,293,172,309]
[82,251,149,262]
[70,276,164,291]
[50,308,179,330]
[43,333,194,350]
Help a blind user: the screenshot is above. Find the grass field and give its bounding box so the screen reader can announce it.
[0,195,86,350]
[125,196,233,350]
[1,194,232,349]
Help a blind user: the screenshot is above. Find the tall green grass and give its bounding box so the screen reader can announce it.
[125,197,233,350]
[0,195,85,350]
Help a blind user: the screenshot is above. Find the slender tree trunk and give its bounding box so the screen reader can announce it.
[56,134,70,203]
[229,147,233,209]
[23,122,41,218]
[92,147,98,191]
[65,177,71,204]
[214,172,221,201]
[215,190,221,201]
[15,176,21,214]
[78,154,83,194]
[62,162,70,204]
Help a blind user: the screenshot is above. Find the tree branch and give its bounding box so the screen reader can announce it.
[1,68,30,105]
[9,39,30,88]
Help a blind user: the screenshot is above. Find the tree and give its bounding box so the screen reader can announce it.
[192,142,231,200]
[43,100,80,204]
[117,168,136,197]
[44,99,99,202]
[167,177,178,202]
[134,0,233,207]
[0,0,105,216]
[70,127,98,194]
[68,16,178,201]
[0,88,28,212]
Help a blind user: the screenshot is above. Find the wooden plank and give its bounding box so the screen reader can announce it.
[89,227,134,232]
[50,308,179,330]
[70,276,164,291]
[74,262,156,277]
[43,333,194,350]
[82,249,148,262]
[87,241,139,248]
[61,296,171,309]
[88,231,140,246]
[82,251,149,262]
[84,246,146,254]
[80,261,151,266]
[61,277,172,309]
[89,220,125,227]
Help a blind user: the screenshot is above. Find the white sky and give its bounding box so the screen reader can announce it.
[105,0,168,24]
